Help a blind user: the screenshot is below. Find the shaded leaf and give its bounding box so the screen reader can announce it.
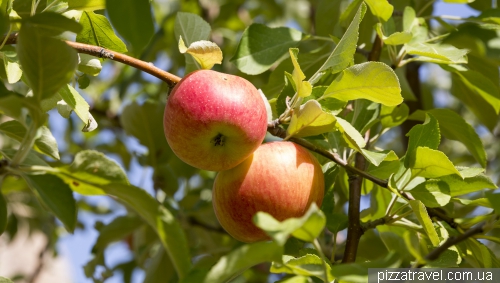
[322,62,403,106]
[23,174,77,232]
[253,203,326,245]
[93,214,143,251]
[380,103,409,128]
[204,241,282,283]
[24,12,82,36]
[102,183,192,279]
[0,193,6,235]
[271,254,333,282]
[441,173,497,197]
[0,121,59,160]
[17,23,78,100]
[231,24,303,75]
[106,0,154,53]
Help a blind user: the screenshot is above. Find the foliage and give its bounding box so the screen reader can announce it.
[0,0,499,282]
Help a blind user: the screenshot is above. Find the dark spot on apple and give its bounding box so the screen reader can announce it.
[222,77,227,81]
[72,181,80,186]
[212,133,225,146]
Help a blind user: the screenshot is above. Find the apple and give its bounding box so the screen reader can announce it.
[212,141,325,243]
[163,70,268,171]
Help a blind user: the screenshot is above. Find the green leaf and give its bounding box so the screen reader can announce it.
[271,254,334,282]
[253,203,326,245]
[0,149,49,167]
[204,241,282,283]
[58,84,97,132]
[410,147,461,179]
[106,0,154,53]
[365,0,394,21]
[405,42,468,64]
[144,247,176,283]
[322,62,403,106]
[361,149,398,167]
[375,23,412,45]
[78,54,102,76]
[380,104,409,128]
[454,70,500,114]
[289,48,312,98]
[17,23,78,100]
[77,11,128,53]
[331,252,401,282]
[286,100,336,138]
[441,173,497,197]
[0,121,60,160]
[54,150,129,195]
[409,109,487,167]
[0,277,14,283]
[275,276,309,283]
[311,3,366,83]
[174,12,211,74]
[409,200,440,246]
[231,23,303,75]
[335,116,366,151]
[93,214,143,251]
[120,101,172,167]
[452,198,494,209]
[102,183,192,279]
[405,113,440,167]
[178,37,222,70]
[450,71,499,132]
[486,194,500,214]
[2,51,22,84]
[408,180,451,208]
[23,12,82,36]
[68,0,105,11]
[23,174,77,232]
[0,193,6,235]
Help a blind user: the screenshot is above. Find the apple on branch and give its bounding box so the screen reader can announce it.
[163,69,268,171]
[212,141,325,243]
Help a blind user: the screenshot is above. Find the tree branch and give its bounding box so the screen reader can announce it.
[4,33,181,87]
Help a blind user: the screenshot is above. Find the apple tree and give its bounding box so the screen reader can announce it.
[0,0,499,282]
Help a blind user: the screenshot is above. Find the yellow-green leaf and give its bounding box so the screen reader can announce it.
[365,0,394,22]
[178,36,222,70]
[335,116,366,151]
[289,48,312,98]
[286,99,336,138]
[322,62,402,106]
[410,147,462,179]
[409,200,440,246]
[375,23,412,45]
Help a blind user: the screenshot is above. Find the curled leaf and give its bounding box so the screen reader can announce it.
[178,36,222,70]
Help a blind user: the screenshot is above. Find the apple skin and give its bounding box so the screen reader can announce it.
[212,141,325,243]
[163,70,268,171]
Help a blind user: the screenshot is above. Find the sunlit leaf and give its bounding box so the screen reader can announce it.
[77,11,128,53]
[178,36,222,70]
[322,62,403,106]
[68,0,105,11]
[364,0,394,21]
[405,42,468,64]
[336,116,366,151]
[58,84,98,132]
[405,113,440,167]
[286,100,336,138]
[375,23,412,45]
[409,200,440,246]
[407,180,451,207]
[289,48,312,98]
[174,12,211,73]
[410,147,461,179]
[441,173,497,197]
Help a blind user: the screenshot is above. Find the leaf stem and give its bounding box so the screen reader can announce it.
[313,238,330,283]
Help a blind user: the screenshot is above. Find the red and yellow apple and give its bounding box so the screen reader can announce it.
[163,70,268,171]
[212,141,325,243]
